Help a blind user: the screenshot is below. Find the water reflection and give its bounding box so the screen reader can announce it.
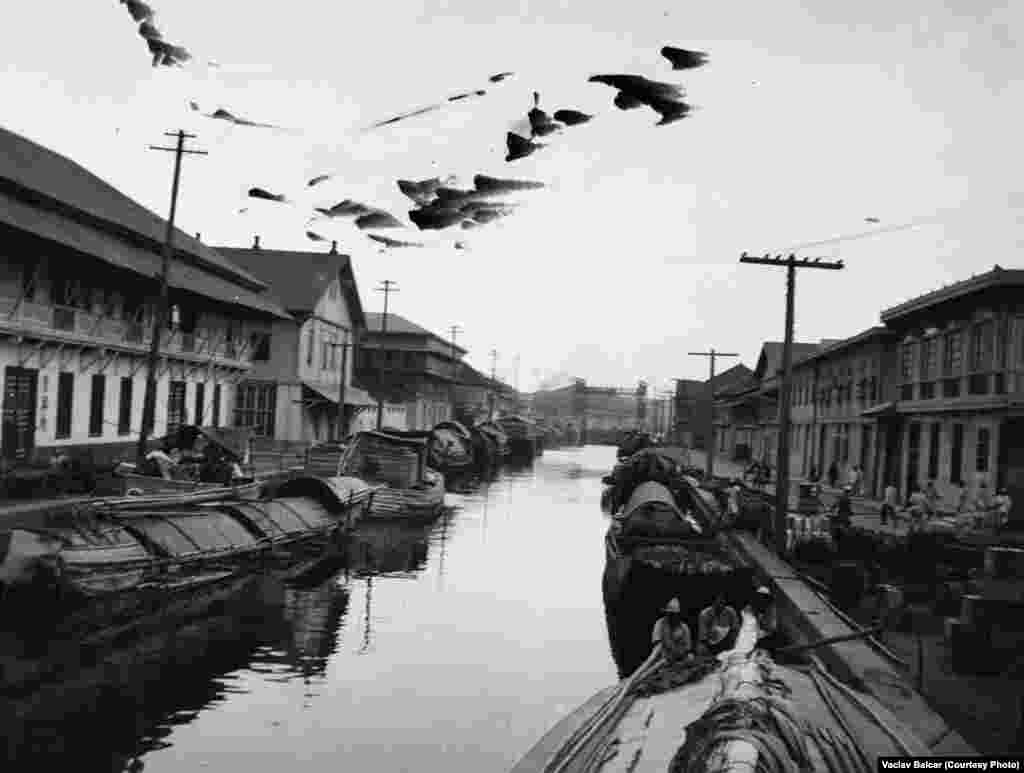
[2,446,623,773]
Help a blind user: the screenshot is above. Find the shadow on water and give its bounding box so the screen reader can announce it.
[0,569,352,770]
[1,447,623,772]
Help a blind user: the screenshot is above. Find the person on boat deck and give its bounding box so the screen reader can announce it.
[145,444,180,479]
[696,595,739,656]
[652,597,694,663]
[753,586,784,651]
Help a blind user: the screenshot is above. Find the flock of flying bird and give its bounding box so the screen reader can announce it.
[235,46,708,251]
[116,2,715,252]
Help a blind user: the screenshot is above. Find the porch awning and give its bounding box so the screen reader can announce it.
[344,386,377,407]
[301,380,339,405]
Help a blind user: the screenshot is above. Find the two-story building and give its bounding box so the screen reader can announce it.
[215,238,376,446]
[453,362,519,424]
[357,312,466,431]
[785,327,897,495]
[0,126,289,466]
[877,266,1024,520]
[713,343,822,464]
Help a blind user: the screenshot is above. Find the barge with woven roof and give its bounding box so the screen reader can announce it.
[337,431,445,520]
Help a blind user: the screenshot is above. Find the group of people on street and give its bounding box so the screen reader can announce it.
[651,586,779,664]
[879,478,1014,532]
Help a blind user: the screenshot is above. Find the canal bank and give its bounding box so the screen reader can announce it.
[2,446,622,772]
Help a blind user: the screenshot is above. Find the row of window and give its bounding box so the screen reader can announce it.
[54,374,221,440]
[234,383,277,437]
[907,421,990,482]
[900,319,1011,382]
[791,377,879,408]
[304,326,349,372]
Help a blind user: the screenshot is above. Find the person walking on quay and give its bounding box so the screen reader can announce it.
[696,595,740,656]
[830,486,854,547]
[652,598,693,663]
[880,480,899,526]
[849,464,862,496]
[992,487,1013,532]
[907,483,929,529]
[827,461,839,490]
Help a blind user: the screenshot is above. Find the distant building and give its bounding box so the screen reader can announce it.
[0,126,289,466]
[454,362,518,424]
[357,312,465,431]
[675,363,752,450]
[215,238,376,446]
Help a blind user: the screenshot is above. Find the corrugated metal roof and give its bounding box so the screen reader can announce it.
[0,126,267,291]
[216,245,365,327]
[880,266,1024,323]
[363,312,468,355]
[0,191,289,318]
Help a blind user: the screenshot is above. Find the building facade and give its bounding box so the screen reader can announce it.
[785,327,897,496]
[876,266,1024,521]
[216,239,376,446]
[357,312,465,431]
[0,127,288,466]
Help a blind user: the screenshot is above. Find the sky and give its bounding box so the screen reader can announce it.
[2,0,1021,395]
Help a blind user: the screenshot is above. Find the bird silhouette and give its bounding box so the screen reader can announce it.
[448,90,487,102]
[368,104,442,130]
[355,210,405,230]
[121,0,154,22]
[147,38,191,67]
[660,46,709,70]
[314,200,374,218]
[590,74,690,125]
[649,97,692,125]
[308,174,332,187]
[454,241,468,249]
[248,188,289,203]
[528,92,561,137]
[397,178,443,205]
[461,220,481,230]
[506,132,543,162]
[306,231,328,242]
[207,107,287,130]
[367,234,424,248]
[613,91,646,110]
[409,205,465,231]
[473,175,545,194]
[488,72,514,83]
[138,21,162,40]
[552,109,593,126]
[865,217,881,223]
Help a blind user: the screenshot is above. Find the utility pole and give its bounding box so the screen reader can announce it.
[327,339,352,441]
[740,251,844,556]
[688,348,739,481]
[448,324,462,422]
[137,130,206,464]
[488,349,498,420]
[374,280,399,430]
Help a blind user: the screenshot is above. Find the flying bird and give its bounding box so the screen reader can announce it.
[188,100,200,111]
[473,175,545,194]
[138,21,162,40]
[146,38,191,67]
[552,109,592,126]
[613,91,646,110]
[489,72,514,83]
[121,0,154,22]
[590,74,690,125]
[454,241,468,249]
[528,92,561,137]
[409,205,465,231]
[397,178,443,205]
[660,46,709,71]
[448,90,487,102]
[207,107,288,130]
[355,210,405,230]
[314,200,374,218]
[506,132,543,162]
[649,97,692,125]
[248,187,289,203]
[865,217,881,223]
[461,220,482,230]
[306,231,328,242]
[308,174,332,187]
[367,234,424,249]
[367,104,441,130]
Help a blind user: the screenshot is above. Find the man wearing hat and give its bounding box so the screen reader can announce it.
[652,598,693,663]
[696,594,740,656]
[753,586,784,651]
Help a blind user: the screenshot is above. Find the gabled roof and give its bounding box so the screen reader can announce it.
[709,363,753,393]
[753,341,823,380]
[880,265,1024,324]
[363,312,468,356]
[0,126,266,292]
[792,326,894,368]
[215,243,365,327]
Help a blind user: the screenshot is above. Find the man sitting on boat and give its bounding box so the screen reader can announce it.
[753,586,785,652]
[696,595,740,656]
[144,443,181,480]
[652,598,694,663]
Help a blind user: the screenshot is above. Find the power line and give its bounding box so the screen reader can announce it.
[739,251,844,556]
[137,130,207,465]
[374,280,399,429]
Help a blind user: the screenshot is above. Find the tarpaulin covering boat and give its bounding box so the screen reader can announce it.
[337,432,444,520]
[429,421,475,473]
[511,610,947,773]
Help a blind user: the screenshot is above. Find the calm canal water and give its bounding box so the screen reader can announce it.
[3,445,621,772]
